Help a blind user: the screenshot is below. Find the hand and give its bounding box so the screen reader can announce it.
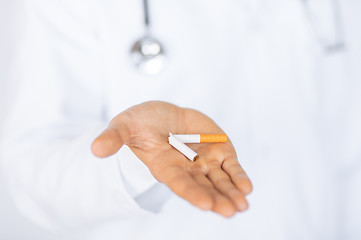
[92,101,252,217]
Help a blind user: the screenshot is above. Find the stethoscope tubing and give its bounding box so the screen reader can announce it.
[131,0,346,75]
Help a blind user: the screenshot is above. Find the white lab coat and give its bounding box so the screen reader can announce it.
[0,0,360,239]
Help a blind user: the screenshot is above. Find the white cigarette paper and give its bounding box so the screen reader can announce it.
[171,134,200,143]
[168,133,198,161]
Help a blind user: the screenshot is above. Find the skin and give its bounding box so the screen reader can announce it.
[91,101,253,217]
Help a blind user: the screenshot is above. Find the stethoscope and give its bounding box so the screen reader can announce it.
[301,0,346,53]
[131,0,346,76]
[130,0,166,75]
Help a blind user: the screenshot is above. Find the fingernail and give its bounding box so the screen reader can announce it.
[238,200,248,212]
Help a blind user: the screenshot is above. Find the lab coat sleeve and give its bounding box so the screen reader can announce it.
[0,0,155,230]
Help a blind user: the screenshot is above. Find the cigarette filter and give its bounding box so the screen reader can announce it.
[168,133,198,161]
[172,134,227,143]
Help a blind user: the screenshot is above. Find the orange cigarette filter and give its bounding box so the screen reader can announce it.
[200,134,228,143]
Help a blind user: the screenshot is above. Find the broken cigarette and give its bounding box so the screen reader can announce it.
[172,134,227,143]
[168,133,199,161]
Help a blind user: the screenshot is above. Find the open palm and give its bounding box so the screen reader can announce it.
[92,101,252,217]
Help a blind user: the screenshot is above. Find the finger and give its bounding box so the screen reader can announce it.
[207,168,249,212]
[192,172,237,217]
[91,127,128,158]
[165,166,213,211]
[222,157,253,195]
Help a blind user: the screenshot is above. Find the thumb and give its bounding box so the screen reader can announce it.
[91,125,129,158]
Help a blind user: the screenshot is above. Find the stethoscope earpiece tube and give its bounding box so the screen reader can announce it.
[301,0,346,53]
[130,0,166,75]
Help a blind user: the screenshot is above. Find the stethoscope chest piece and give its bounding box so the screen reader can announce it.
[131,35,166,75]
